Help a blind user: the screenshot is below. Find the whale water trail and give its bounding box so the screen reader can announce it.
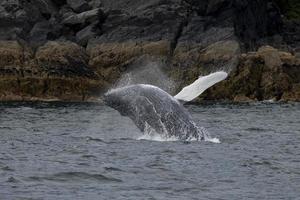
[104,71,228,142]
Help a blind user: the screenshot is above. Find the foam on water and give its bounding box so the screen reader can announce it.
[137,133,179,142]
[137,122,221,143]
[137,132,221,143]
[205,137,221,144]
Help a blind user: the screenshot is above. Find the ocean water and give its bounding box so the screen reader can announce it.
[0,102,299,200]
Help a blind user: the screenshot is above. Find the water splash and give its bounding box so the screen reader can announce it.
[112,57,175,94]
[138,133,179,142]
[137,132,220,143]
[138,122,179,141]
[204,137,221,144]
[138,122,220,143]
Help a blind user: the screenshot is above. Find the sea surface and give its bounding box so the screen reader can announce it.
[0,102,299,200]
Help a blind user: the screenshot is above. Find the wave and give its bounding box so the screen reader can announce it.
[27,172,122,183]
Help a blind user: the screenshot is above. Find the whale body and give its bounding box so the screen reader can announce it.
[103,71,228,141]
[104,84,205,140]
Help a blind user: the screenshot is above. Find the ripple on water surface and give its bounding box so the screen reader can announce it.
[0,102,299,200]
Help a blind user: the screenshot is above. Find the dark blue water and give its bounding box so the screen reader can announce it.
[0,102,299,200]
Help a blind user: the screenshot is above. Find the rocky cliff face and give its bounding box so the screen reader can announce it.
[202,46,300,102]
[0,0,299,101]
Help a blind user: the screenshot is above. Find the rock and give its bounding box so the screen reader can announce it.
[233,0,283,50]
[62,8,98,25]
[0,40,34,77]
[281,84,300,101]
[76,23,96,46]
[30,21,50,43]
[0,0,60,41]
[0,1,27,40]
[257,46,282,68]
[86,0,188,85]
[67,0,91,13]
[282,19,300,49]
[59,5,76,19]
[88,0,102,9]
[0,40,106,101]
[233,95,253,102]
[0,0,299,102]
[0,76,103,101]
[96,0,187,43]
[31,0,58,19]
[198,40,240,69]
[295,51,300,59]
[29,20,61,47]
[52,0,67,7]
[87,40,170,84]
[171,39,240,93]
[201,46,300,102]
[275,0,300,20]
[35,41,95,78]
[207,0,230,15]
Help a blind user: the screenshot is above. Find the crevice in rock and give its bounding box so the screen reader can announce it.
[169,2,192,58]
[254,62,264,101]
[42,79,49,95]
[93,8,108,38]
[183,0,208,16]
[169,19,187,57]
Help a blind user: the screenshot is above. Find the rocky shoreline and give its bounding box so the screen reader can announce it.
[0,0,299,102]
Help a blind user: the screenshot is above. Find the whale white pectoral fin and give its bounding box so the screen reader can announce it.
[174,71,228,102]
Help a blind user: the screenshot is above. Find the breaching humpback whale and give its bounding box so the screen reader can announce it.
[104,71,227,141]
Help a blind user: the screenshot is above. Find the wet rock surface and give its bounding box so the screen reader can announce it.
[0,0,299,101]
